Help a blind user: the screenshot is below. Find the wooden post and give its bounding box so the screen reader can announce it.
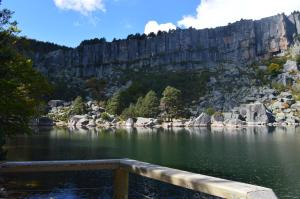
[113,168,129,199]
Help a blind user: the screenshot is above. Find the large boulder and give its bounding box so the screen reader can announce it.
[239,102,271,125]
[125,118,134,127]
[283,60,298,72]
[48,100,65,108]
[68,115,89,127]
[190,113,211,127]
[211,112,225,127]
[135,117,155,127]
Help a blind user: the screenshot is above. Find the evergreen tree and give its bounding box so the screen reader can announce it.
[140,90,159,118]
[69,96,86,116]
[121,104,136,120]
[0,5,51,159]
[106,92,123,115]
[160,86,183,121]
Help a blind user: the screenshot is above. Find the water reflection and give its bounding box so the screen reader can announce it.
[5,126,300,198]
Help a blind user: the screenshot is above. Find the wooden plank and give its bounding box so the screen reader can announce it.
[0,159,278,198]
[113,168,129,199]
[120,159,278,199]
[0,159,120,173]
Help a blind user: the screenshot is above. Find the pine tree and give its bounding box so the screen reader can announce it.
[141,90,159,118]
[106,92,123,115]
[160,86,183,121]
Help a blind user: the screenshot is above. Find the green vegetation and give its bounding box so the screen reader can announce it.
[205,107,216,116]
[292,81,300,101]
[85,77,107,100]
[262,56,287,68]
[79,37,106,47]
[106,92,124,115]
[160,86,184,121]
[120,90,160,120]
[101,112,111,121]
[267,63,283,76]
[117,70,210,110]
[121,104,137,120]
[296,55,300,65]
[51,80,83,101]
[271,82,287,92]
[0,5,51,159]
[17,38,70,54]
[69,96,86,116]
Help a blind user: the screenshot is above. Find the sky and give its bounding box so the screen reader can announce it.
[2,0,300,47]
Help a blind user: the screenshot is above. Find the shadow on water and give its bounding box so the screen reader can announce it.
[4,126,300,198]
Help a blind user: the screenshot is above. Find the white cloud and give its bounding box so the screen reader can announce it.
[53,0,105,15]
[144,21,176,35]
[178,0,300,29]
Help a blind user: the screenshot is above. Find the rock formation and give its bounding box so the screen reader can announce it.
[27,12,300,82]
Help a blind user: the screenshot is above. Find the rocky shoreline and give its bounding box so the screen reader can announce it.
[38,88,300,129]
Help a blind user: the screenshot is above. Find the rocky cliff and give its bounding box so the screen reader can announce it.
[28,12,300,81]
[22,12,300,111]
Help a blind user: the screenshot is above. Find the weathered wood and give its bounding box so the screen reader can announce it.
[0,159,120,173]
[113,168,128,199]
[120,159,278,199]
[0,159,278,199]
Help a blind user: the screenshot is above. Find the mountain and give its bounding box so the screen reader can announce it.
[22,12,300,111]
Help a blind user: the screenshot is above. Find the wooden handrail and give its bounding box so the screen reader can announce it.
[0,159,278,199]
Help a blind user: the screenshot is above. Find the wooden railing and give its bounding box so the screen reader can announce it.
[0,159,278,199]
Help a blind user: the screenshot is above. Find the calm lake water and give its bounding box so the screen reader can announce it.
[4,126,300,198]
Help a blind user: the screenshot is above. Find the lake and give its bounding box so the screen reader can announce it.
[4,126,300,198]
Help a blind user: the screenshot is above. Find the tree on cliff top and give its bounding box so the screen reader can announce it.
[0,5,51,159]
[160,86,183,121]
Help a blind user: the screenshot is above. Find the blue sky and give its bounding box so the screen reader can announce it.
[1,0,199,47]
[2,0,299,47]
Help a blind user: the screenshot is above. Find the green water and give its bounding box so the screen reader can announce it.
[5,127,300,198]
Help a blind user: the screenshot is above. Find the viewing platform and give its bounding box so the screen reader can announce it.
[0,159,278,199]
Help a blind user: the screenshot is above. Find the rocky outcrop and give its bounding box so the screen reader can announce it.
[189,113,211,127]
[239,102,272,125]
[28,12,300,83]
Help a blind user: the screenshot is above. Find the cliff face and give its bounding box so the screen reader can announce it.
[29,12,300,81]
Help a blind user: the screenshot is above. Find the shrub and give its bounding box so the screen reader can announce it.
[205,107,216,116]
[271,82,286,92]
[292,81,300,100]
[296,55,300,65]
[101,112,111,121]
[267,63,283,75]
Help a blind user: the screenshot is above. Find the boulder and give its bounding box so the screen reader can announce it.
[68,115,88,127]
[211,113,225,127]
[191,113,211,127]
[291,101,300,109]
[283,60,298,72]
[76,118,89,127]
[125,118,134,127]
[275,112,286,122]
[239,102,270,125]
[87,119,96,127]
[224,119,244,127]
[135,117,155,127]
[48,100,65,108]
